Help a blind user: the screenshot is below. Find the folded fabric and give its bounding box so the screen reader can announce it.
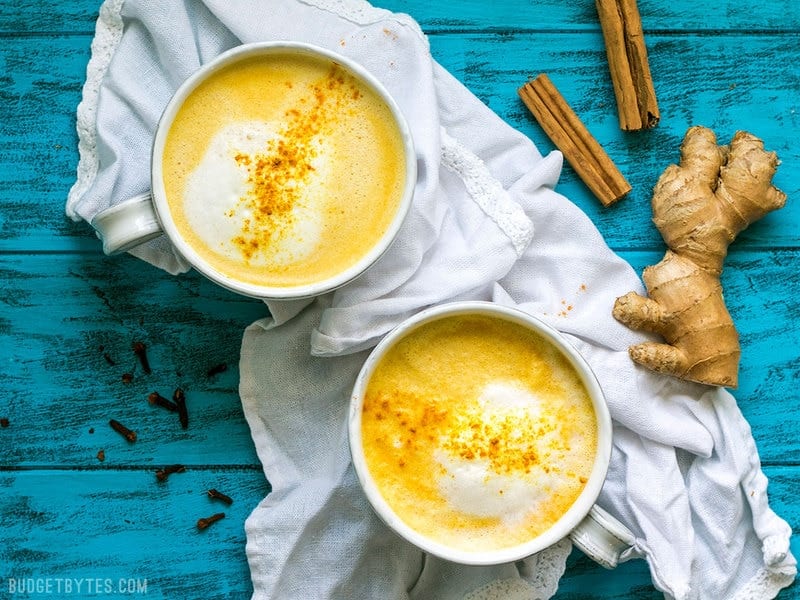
[68,0,797,598]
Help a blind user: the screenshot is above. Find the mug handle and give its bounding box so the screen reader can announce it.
[569,504,639,569]
[90,192,163,255]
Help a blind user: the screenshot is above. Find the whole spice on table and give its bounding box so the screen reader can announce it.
[0,418,9,428]
[612,126,785,387]
[96,449,105,462]
[207,488,234,505]
[148,391,178,412]
[132,341,151,374]
[518,73,631,206]
[155,464,186,482]
[173,388,189,429]
[109,418,137,442]
[197,512,226,530]
[595,0,659,130]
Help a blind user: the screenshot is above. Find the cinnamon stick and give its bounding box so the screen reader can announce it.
[596,0,659,130]
[518,74,631,206]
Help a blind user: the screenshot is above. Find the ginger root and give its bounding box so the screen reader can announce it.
[613,126,786,387]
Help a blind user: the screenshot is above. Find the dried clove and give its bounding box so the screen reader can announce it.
[196,512,225,531]
[206,363,228,377]
[173,388,189,429]
[132,341,151,374]
[0,418,9,428]
[121,373,134,384]
[148,391,178,413]
[155,464,186,482]
[207,488,233,505]
[109,419,137,442]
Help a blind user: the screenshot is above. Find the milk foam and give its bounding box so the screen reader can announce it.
[162,53,407,288]
[435,453,551,523]
[360,314,598,552]
[183,121,325,266]
[435,381,557,525]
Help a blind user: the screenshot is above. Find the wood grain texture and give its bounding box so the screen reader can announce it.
[425,32,800,249]
[0,466,795,599]
[0,0,798,598]
[0,252,266,466]
[3,0,800,34]
[0,468,269,598]
[0,34,90,250]
[1,251,797,466]
[2,33,798,252]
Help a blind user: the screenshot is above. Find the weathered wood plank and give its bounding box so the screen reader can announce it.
[3,0,800,35]
[1,250,798,466]
[0,35,90,249]
[0,468,269,598]
[1,1,796,599]
[386,0,800,33]
[715,249,800,465]
[0,251,266,466]
[0,1,97,34]
[0,466,796,598]
[427,31,800,248]
[1,33,797,253]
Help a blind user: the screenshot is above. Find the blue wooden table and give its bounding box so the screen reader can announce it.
[1,1,798,598]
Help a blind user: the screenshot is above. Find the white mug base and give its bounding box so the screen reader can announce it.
[569,504,639,569]
[91,192,162,255]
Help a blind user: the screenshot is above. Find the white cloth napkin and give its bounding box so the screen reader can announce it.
[67,1,797,598]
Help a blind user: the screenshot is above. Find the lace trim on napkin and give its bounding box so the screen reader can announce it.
[731,564,798,600]
[66,0,125,218]
[440,129,534,257]
[463,538,571,600]
[300,0,534,256]
[67,0,425,220]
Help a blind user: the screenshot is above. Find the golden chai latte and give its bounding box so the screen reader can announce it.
[361,314,598,552]
[161,51,407,288]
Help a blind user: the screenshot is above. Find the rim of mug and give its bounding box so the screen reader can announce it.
[150,41,417,300]
[348,301,613,566]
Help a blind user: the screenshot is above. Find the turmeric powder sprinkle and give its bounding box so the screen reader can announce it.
[441,410,559,476]
[366,389,567,477]
[229,66,362,262]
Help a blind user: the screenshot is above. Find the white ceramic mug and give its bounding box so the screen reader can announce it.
[348,301,637,568]
[91,42,416,300]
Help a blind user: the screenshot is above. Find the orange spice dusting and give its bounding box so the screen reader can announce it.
[227,66,364,262]
[358,315,598,550]
[557,298,575,317]
[440,411,558,476]
[367,387,567,479]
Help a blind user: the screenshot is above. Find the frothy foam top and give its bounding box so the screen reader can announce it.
[184,121,325,267]
[435,381,557,525]
[360,314,598,553]
[161,52,407,289]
